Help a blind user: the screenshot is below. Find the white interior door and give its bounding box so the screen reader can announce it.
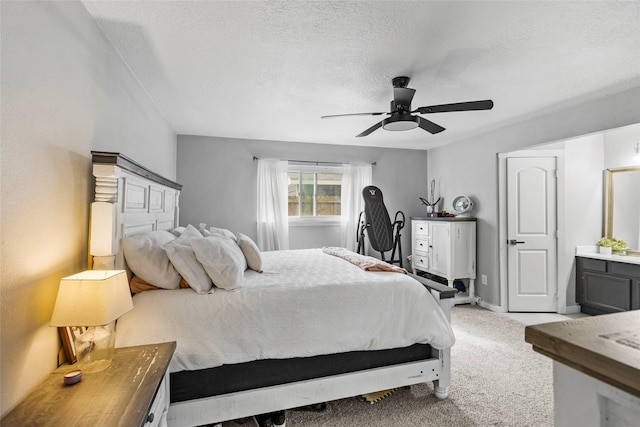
[507,157,558,312]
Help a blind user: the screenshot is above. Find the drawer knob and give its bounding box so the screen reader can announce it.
[147,413,155,423]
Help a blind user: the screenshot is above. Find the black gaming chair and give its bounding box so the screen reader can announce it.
[356,186,405,267]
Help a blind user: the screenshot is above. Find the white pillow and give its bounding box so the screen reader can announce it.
[173,224,203,243]
[163,244,212,294]
[191,236,246,290]
[209,226,237,242]
[122,230,181,289]
[163,225,212,293]
[171,226,186,237]
[236,233,263,273]
[199,223,212,236]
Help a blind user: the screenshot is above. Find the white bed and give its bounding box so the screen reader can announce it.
[89,151,457,427]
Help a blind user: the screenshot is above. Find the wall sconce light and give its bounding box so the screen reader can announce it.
[50,270,133,372]
[634,142,640,163]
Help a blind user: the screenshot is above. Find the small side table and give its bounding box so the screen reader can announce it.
[2,342,176,427]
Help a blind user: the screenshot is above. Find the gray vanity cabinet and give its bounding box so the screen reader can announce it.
[576,257,640,315]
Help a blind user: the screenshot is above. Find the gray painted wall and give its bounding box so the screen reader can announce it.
[1,1,176,415]
[562,133,605,308]
[427,85,640,308]
[177,135,429,258]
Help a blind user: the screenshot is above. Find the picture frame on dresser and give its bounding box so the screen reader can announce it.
[58,326,86,364]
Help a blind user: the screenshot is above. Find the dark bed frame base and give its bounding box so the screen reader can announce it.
[171,343,433,403]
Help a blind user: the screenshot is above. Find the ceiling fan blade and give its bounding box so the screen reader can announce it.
[417,116,446,134]
[356,120,383,137]
[393,87,416,110]
[412,99,494,114]
[321,112,387,119]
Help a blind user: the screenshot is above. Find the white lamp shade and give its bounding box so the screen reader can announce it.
[50,270,133,327]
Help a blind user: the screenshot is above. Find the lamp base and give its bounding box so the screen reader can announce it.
[74,325,116,373]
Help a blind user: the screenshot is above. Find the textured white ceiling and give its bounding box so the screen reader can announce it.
[82,1,640,150]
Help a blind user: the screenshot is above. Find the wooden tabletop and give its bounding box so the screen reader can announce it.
[2,342,176,427]
[525,311,640,398]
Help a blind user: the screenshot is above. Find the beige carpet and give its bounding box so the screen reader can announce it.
[227,305,554,427]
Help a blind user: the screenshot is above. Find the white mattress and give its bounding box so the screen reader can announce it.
[115,248,455,373]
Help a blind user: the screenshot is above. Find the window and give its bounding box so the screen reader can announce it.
[288,166,342,220]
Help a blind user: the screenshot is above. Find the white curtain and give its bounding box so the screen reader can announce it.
[340,162,372,251]
[257,158,290,251]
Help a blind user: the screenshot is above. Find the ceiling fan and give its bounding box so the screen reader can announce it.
[321,76,494,137]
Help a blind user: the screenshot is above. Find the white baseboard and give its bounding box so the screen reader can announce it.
[454,294,477,305]
[476,299,507,313]
[560,304,582,314]
[474,300,581,315]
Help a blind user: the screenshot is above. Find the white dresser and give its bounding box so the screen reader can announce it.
[411,217,477,304]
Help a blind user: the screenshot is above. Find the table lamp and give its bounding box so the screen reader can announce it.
[50,270,133,373]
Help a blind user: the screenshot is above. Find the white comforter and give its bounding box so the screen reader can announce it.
[115,249,455,373]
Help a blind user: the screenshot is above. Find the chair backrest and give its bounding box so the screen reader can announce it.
[362,186,394,252]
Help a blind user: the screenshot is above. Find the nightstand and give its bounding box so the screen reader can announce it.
[2,342,176,427]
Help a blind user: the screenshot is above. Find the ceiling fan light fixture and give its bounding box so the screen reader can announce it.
[322,76,493,137]
[382,114,419,131]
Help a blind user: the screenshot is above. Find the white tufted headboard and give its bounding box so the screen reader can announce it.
[89,151,182,270]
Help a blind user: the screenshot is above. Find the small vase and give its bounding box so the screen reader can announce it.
[599,246,612,255]
[426,206,434,214]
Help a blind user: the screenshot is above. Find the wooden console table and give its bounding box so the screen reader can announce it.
[525,311,640,426]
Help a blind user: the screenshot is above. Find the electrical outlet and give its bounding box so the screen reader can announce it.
[481,274,488,285]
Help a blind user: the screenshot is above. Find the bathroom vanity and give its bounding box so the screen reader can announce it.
[575,248,640,315]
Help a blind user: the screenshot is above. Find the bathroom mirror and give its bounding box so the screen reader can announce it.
[604,166,640,255]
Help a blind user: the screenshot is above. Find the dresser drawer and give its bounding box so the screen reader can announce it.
[580,258,607,272]
[413,254,429,270]
[145,374,170,427]
[413,221,429,237]
[414,237,430,254]
[609,262,640,278]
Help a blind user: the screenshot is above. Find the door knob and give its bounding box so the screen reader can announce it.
[508,239,525,245]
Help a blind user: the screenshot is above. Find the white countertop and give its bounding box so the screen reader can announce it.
[575,246,640,265]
